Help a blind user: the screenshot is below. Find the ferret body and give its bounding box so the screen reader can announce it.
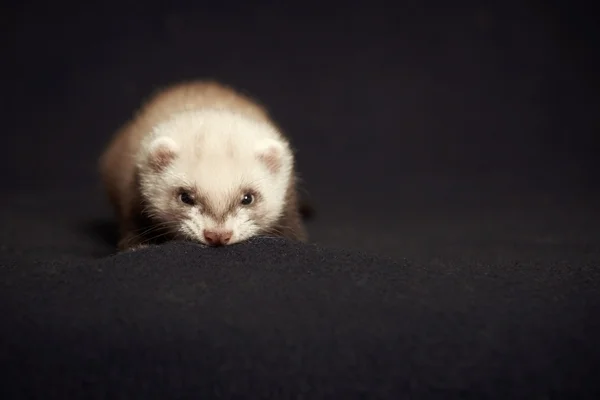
[99,80,307,251]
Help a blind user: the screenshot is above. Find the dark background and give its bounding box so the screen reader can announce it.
[1,0,600,397]
[2,0,599,259]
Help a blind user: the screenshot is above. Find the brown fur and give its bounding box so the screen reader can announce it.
[148,144,177,172]
[99,80,307,251]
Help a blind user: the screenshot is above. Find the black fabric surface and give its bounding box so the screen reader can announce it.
[2,1,600,398]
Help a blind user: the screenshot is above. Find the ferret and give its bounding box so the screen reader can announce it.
[99,80,308,251]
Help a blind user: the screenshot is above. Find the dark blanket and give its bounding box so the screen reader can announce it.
[2,1,599,398]
[1,190,599,398]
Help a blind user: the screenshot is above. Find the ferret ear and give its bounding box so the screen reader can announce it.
[255,139,285,174]
[147,136,179,172]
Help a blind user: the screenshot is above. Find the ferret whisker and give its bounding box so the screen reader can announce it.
[130,222,178,237]
[144,230,178,243]
[126,223,179,244]
[261,226,287,237]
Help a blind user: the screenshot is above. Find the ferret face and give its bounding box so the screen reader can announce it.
[137,110,293,246]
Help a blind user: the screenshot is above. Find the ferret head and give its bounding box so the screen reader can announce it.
[136,109,293,246]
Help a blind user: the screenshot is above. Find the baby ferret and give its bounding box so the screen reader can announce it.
[99,80,307,251]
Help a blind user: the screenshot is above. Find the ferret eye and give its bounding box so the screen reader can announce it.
[240,193,254,206]
[179,191,195,206]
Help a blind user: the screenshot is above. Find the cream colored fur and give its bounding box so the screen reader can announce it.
[136,108,293,245]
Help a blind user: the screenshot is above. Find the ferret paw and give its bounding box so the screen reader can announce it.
[118,236,150,252]
[125,243,150,252]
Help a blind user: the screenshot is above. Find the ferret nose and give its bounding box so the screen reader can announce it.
[203,229,233,246]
